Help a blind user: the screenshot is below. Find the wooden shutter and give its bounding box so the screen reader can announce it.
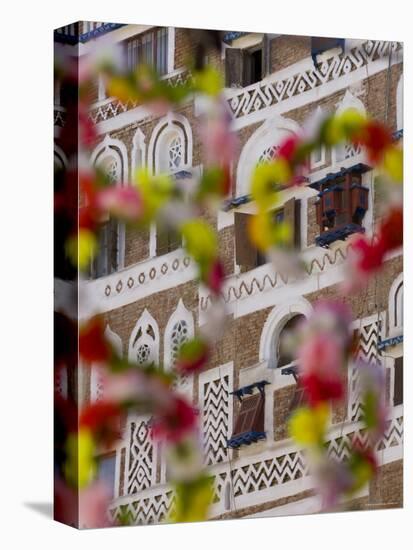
[234,212,258,268]
[394,357,403,406]
[225,48,244,87]
[232,394,264,436]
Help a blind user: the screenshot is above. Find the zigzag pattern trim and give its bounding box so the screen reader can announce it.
[202,376,231,466]
[200,246,349,311]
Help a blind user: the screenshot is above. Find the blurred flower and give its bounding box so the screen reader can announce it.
[165,435,204,482]
[80,401,123,447]
[381,146,403,184]
[64,428,96,489]
[288,403,329,447]
[203,259,225,294]
[95,186,142,221]
[151,396,197,442]
[357,361,387,443]
[55,476,113,529]
[176,337,210,375]
[171,475,214,523]
[354,119,392,163]
[66,229,97,270]
[80,317,112,363]
[346,444,377,495]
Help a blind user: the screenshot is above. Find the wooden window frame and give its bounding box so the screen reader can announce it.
[125,27,168,76]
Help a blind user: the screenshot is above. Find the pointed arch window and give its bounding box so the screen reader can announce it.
[164,299,194,371]
[129,309,160,367]
[90,136,128,278]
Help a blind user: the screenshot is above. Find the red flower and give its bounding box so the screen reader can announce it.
[355,120,392,163]
[351,235,385,274]
[205,259,225,295]
[377,206,403,252]
[151,396,197,442]
[301,373,344,407]
[79,318,112,363]
[176,338,210,375]
[80,401,123,446]
[278,135,300,163]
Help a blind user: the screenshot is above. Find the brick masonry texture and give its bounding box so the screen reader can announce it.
[74,27,403,520]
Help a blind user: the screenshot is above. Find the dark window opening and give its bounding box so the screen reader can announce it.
[277,315,305,369]
[225,41,266,88]
[394,356,403,406]
[311,37,345,65]
[156,223,181,256]
[91,218,119,278]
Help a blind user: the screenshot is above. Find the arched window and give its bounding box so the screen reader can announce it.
[164,299,194,371]
[148,114,193,175]
[333,90,366,164]
[90,135,128,278]
[276,314,305,369]
[259,298,312,369]
[129,309,160,366]
[54,143,68,171]
[236,115,301,197]
[389,274,403,336]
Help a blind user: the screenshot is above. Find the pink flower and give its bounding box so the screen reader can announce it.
[299,334,345,405]
[95,186,142,221]
[55,477,113,529]
[201,98,237,168]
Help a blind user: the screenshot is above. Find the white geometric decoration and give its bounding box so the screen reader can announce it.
[129,309,160,366]
[91,325,122,402]
[199,363,233,466]
[349,314,383,422]
[125,416,157,494]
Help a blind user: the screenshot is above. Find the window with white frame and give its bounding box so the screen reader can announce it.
[90,137,128,278]
[389,275,403,336]
[275,315,304,369]
[164,299,194,371]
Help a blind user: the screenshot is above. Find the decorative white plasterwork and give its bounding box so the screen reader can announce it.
[236,115,301,197]
[225,40,402,131]
[128,308,160,366]
[131,127,146,176]
[397,74,403,131]
[388,272,403,337]
[54,143,68,169]
[91,324,123,402]
[90,133,129,183]
[259,297,313,369]
[147,112,193,174]
[163,298,194,371]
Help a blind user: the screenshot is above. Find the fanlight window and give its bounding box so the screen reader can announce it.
[101,155,120,184]
[170,319,189,366]
[394,282,403,330]
[129,310,159,367]
[259,145,279,164]
[168,135,183,171]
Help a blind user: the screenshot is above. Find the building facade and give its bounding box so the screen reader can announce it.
[54,23,403,523]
